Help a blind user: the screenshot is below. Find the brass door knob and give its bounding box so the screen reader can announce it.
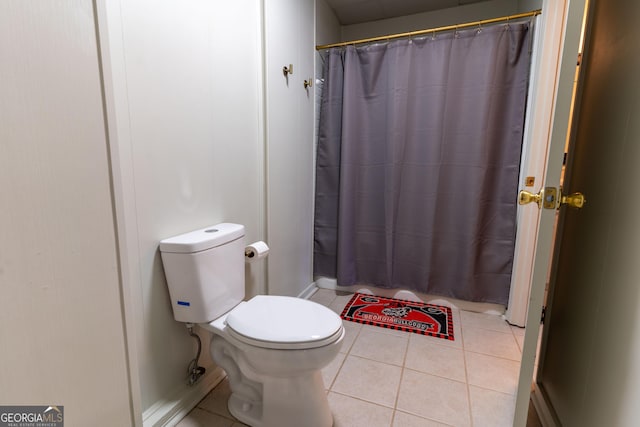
[518,189,542,208]
[560,192,586,209]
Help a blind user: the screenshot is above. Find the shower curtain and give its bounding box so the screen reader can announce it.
[313,22,531,305]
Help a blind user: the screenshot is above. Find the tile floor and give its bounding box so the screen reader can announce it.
[178,289,527,427]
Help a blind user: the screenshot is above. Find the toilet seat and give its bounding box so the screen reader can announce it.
[225,295,343,350]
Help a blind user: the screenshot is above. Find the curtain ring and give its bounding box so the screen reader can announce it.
[431,29,437,40]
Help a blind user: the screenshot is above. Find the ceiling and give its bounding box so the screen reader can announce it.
[324,0,493,25]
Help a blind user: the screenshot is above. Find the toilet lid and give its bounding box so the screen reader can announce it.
[225,295,344,350]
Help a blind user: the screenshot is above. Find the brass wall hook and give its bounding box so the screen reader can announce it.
[304,78,313,89]
[283,64,293,76]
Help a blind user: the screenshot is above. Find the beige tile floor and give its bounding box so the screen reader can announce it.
[178,289,526,427]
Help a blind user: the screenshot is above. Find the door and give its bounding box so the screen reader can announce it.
[530,1,640,425]
[511,0,588,425]
[506,1,574,327]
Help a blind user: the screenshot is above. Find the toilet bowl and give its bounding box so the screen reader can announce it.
[201,295,344,427]
[159,223,344,427]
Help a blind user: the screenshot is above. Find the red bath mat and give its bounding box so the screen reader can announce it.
[340,293,454,340]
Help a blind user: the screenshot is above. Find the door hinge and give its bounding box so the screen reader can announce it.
[541,306,547,324]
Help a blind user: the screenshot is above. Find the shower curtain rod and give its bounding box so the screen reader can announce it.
[316,9,541,50]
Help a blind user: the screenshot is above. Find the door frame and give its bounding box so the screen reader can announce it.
[506,0,571,327]
[512,0,589,425]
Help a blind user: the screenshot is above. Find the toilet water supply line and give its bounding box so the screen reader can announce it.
[186,323,206,385]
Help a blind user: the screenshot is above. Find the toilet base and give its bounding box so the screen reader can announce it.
[228,393,263,426]
[210,334,334,427]
[228,371,332,427]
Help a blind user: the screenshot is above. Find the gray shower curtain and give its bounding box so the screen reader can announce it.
[313,22,531,305]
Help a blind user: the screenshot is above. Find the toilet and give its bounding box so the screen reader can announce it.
[159,223,344,427]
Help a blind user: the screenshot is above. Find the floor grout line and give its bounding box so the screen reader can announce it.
[328,390,396,410]
[326,350,348,391]
[459,311,475,427]
[389,329,412,427]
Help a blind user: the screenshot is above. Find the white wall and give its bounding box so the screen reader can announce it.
[341,0,541,41]
[519,0,543,13]
[315,0,341,147]
[0,1,133,425]
[316,0,341,46]
[264,0,316,297]
[101,0,265,416]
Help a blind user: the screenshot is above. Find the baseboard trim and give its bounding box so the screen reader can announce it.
[531,383,559,427]
[298,281,318,300]
[142,366,226,427]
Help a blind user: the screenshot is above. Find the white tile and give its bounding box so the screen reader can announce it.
[197,379,233,419]
[329,294,355,314]
[514,333,524,353]
[510,324,525,336]
[195,380,248,426]
[392,411,452,426]
[469,386,516,427]
[405,338,466,382]
[510,326,527,358]
[340,320,362,353]
[309,288,338,306]
[331,355,402,407]
[460,310,512,334]
[328,392,394,427]
[397,369,470,427]
[408,329,461,350]
[176,408,235,427]
[322,351,347,390]
[462,327,520,360]
[465,352,520,395]
[350,328,409,366]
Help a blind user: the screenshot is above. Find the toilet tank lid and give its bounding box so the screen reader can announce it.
[159,223,245,253]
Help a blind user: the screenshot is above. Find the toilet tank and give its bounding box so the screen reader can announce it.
[159,223,245,324]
